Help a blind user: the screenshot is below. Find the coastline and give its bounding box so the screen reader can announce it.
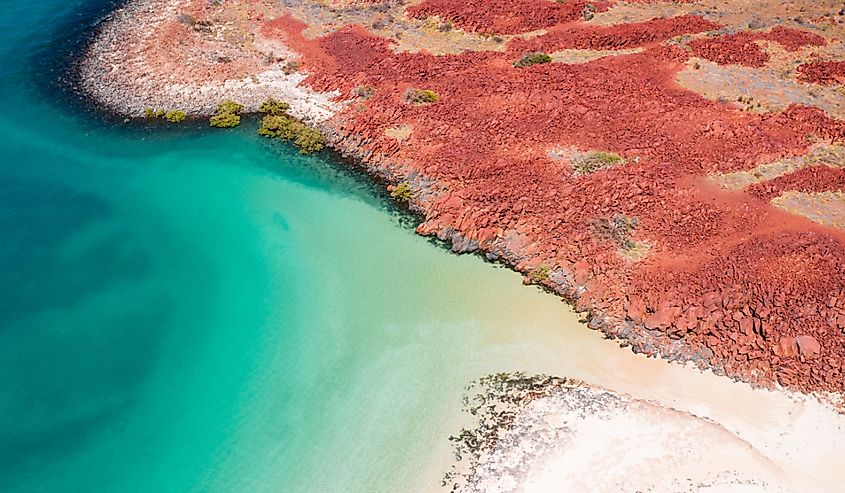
[76,0,845,395]
[78,0,338,121]
[73,2,845,489]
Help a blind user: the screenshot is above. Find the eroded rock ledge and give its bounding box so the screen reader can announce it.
[80,0,845,393]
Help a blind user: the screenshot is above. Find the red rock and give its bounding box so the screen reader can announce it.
[774,336,799,358]
[626,296,647,324]
[796,335,821,358]
[258,6,845,394]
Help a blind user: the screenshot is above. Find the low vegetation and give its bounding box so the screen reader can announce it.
[736,95,762,111]
[259,97,290,115]
[210,99,243,128]
[591,214,639,251]
[405,88,440,104]
[257,114,293,138]
[209,112,241,128]
[514,52,552,68]
[218,100,244,115]
[582,3,596,21]
[165,110,186,123]
[290,122,326,154]
[571,151,624,175]
[390,182,413,202]
[529,264,550,283]
[282,60,301,74]
[352,85,376,99]
[144,108,165,119]
[256,98,326,154]
[144,108,186,123]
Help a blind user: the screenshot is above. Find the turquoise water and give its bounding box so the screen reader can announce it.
[0,2,607,492]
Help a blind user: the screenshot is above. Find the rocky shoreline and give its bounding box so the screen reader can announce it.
[78,0,845,394]
[79,0,338,121]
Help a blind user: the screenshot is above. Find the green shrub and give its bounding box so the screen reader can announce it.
[165,110,186,123]
[514,52,552,68]
[210,99,244,128]
[258,114,294,137]
[144,108,167,119]
[405,88,440,104]
[582,3,596,21]
[530,264,550,283]
[290,122,326,154]
[217,100,244,115]
[257,114,325,154]
[210,112,241,128]
[571,151,624,175]
[282,60,301,74]
[352,85,376,99]
[259,98,290,115]
[390,182,413,202]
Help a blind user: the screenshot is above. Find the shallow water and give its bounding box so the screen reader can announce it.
[2,2,844,493]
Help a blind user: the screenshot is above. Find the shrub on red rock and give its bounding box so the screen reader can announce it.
[514,52,552,68]
[405,88,440,104]
[529,264,550,283]
[352,85,377,99]
[571,151,623,175]
[391,182,413,202]
[591,214,638,250]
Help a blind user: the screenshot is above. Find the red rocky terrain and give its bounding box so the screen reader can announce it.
[87,0,845,393]
[798,60,845,86]
[255,1,845,394]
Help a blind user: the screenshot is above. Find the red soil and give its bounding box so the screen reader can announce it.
[761,26,826,52]
[691,26,826,67]
[260,12,845,392]
[508,15,720,53]
[747,166,845,200]
[406,0,612,35]
[797,60,845,85]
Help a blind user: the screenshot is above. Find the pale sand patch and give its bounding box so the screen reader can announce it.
[771,190,845,229]
[676,58,845,120]
[592,2,692,26]
[550,47,643,64]
[518,388,792,492]
[443,373,841,493]
[384,124,413,143]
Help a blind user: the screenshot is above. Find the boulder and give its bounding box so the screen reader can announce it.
[796,335,821,358]
[774,336,799,358]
